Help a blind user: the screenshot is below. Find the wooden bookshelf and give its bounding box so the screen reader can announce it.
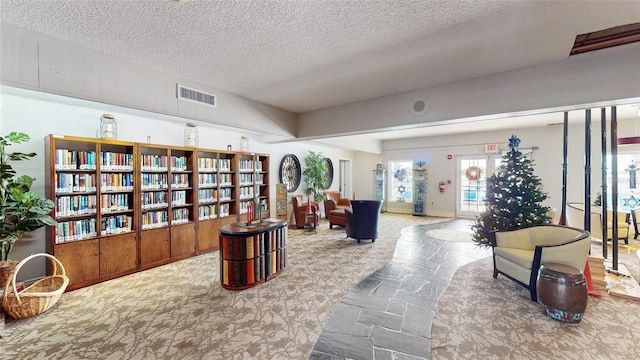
[219,219,287,290]
[44,134,271,290]
[45,135,138,290]
[138,144,197,270]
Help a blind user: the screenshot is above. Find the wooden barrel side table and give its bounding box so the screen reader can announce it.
[536,262,588,323]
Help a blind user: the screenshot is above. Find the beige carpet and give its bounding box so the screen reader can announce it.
[1,214,440,360]
[431,256,640,359]
[3,215,639,359]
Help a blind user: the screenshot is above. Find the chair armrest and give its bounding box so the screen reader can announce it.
[295,201,319,211]
[489,230,498,247]
[324,199,337,213]
[345,208,353,222]
[493,228,533,250]
[337,198,351,207]
[534,234,591,271]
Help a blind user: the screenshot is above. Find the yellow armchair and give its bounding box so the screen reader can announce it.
[566,203,629,244]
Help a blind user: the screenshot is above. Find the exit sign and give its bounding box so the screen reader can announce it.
[484,144,499,153]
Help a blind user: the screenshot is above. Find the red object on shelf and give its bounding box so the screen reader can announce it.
[306,197,312,214]
[247,201,254,222]
[584,262,602,298]
[352,191,356,200]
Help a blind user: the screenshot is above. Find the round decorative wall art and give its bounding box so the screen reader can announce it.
[279,154,301,192]
[323,157,334,189]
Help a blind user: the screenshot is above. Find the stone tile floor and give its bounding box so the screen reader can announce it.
[308,219,491,360]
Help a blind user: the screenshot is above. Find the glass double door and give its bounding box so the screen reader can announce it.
[457,156,502,218]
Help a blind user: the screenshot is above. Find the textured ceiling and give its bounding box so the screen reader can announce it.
[2,0,640,150]
[2,0,640,116]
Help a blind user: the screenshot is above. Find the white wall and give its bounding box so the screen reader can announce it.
[1,23,298,141]
[382,111,638,218]
[298,43,640,139]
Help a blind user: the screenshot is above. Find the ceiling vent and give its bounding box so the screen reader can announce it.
[570,22,640,56]
[177,84,216,107]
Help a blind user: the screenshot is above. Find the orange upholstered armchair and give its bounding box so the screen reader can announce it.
[323,191,351,219]
[291,195,320,229]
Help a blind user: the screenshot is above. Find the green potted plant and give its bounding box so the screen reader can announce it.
[0,132,56,285]
[302,150,329,203]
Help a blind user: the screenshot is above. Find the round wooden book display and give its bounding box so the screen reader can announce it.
[536,263,588,323]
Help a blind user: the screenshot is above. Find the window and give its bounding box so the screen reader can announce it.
[605,153,640,210]
[389,160,413,202]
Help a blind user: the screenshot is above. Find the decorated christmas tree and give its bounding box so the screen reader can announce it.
[471,135,551,247]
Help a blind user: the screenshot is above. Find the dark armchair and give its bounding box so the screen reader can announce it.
[291,195,320,229]
[345,200,382,243]
[323,191,351,219]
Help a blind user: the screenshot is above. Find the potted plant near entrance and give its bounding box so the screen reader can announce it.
[302,151,329,221]
[0,132,56,286]
[302,151,329,203]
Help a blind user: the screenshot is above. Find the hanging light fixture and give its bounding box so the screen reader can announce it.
[626,160,639,188]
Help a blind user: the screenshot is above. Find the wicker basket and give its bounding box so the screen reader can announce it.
[2,253,69,320]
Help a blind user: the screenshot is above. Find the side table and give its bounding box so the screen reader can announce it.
[304,212,317,233]
[537,262,588,323]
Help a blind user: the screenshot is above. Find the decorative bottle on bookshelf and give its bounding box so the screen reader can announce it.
[184,123,198,147]
[99,114,117,139]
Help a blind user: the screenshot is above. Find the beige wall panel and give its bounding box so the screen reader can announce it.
[0,24,39,87]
